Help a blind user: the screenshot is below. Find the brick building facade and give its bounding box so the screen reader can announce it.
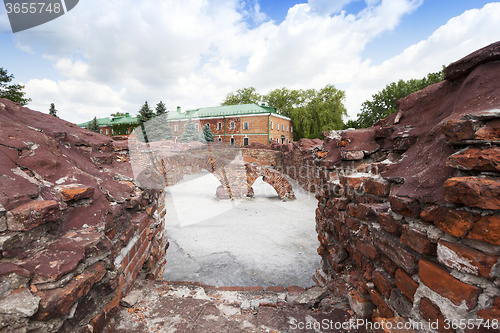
[169,104,293,146]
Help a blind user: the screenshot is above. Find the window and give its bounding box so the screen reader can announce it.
[243,137,249,146]
[218,137,222,142]
[195,123,199,131]
[174,125,179,132]
[243,122,249,130]
[287,125,289,132]
[174,137,178,143]
[230,138,235,145]
[270,137,272,142]
[217,122,222,130]
[206,123,210,128]
[291,126,293,133]
[282,124,284,131]
[230,122,235,129]
[271,121,273,129]
[277,122,279,131]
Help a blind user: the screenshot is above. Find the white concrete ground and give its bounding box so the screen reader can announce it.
[162,170,320,288]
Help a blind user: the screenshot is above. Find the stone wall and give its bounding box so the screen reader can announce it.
[0,100,168,333]
[250,42,500,331]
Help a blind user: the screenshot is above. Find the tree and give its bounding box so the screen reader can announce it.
[88,117,100,133]
[111,112,127,117]
[202,123,214,142]
[155,101,167,116]
[145,115,173,141]
[49,103,58,117]
[180,118,201,143]
[137,101,155,142]
[0,67,31,106]
[354,71,444,128]
[221,87,261,106]
[262,85,346,140]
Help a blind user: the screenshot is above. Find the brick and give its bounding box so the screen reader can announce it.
[389,195,420,217]
[466,214,500,246]
[266,286,285,293]
[357,203,390,221]
[476,296,500,321]
[286,286,305,293]
[373,231,419,274]
[369,288,394,318]
[332,198,349,210]
[420,297,455,333]
[440,120,475,142]
[57,184,94,202]
[380,253,398,277]
[348,290,375,319]
[244,286,264,292]
[35,262,106,320]
[6,200,61,231]
[475,119,500,140]
[345,217,360,230]
[379,213,401,237]
[18,249,83,284]
[447,147,500,172]
[389,289,413,318]
[443,177,500,210]
[395,269,418,302]
[419,259,481,310]
[356,239,378,260]
[372,271,395,298]
[364,177,391,197]
[400,225,436,255]
[218,286,245,291]
[437,240,499,279]
[421,206,479,238]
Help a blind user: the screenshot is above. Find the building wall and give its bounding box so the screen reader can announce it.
[170,114,293,146]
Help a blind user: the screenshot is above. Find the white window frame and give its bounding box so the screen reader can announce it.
[230,122,235,129]
[282,124,284,131]
[243,122,249,130]
[271,121,273,129]
[174,125,179,132]
[218,137,222,142]
[277,122,279,131]
[217,122,222,130]
[287,125,289,132]
[243,137,249,146]
[230,137,235,145]
[195,123,199,131]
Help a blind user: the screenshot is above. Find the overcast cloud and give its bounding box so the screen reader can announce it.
[6,0,500,124]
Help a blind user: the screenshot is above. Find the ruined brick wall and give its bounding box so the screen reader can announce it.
[251,42,500,329]
[0,100,168,333]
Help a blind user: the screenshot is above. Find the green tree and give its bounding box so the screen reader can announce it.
[355,71,444,128]
[88,117,100,133]
[155,101,167,116]
[137,101,155,142]
[202,123,214,142]
[0,67,31,106]
[111,112,127,117]
[263,85,346,140]
[49,103,58,117]
[145,115,173,141]
[180,118,201,143]
[221,87,261,106]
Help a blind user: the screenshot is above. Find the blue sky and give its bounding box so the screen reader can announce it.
[1,0,499,124]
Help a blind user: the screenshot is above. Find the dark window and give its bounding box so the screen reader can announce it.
[230,138,235,145]
[217,122,222,130]
[243,137,249,146]
[230,122,235,129]
[243,122,249,130]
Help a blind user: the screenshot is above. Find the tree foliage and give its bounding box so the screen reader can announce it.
[49,103,58,117]
[180,118,201,143]
[111,112,127,117]
[202,123,214,142]
[222,84,347,140]
[137,101,155,142]
[221,87,262,106]
[354,71,444,128]
[88,117,100,133]
[0,67,31,106]
[155,101,167,116]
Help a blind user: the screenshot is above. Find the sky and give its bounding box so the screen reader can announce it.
[1,0,500,125]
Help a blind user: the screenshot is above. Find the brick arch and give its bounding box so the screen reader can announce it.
[246,164,296,201]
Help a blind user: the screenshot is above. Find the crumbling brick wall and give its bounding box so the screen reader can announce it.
[250,42,500,330]
[0,100,168,333]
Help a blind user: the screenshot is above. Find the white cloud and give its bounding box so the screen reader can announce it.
[10,0,500,125]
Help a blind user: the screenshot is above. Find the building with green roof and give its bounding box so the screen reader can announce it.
[78,104,293,146]
[78,113,139,136]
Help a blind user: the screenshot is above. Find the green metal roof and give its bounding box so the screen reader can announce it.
[167,104,283,120]
[78,113,138,128]
[77,104,287,128]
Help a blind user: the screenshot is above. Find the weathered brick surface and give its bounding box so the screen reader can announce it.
[447,147,500,172]
[440,120,476,142]
[378,213,401,236]
[57,184,95,202]
[395,269,418,302]
[420,297,455,333]
[6,200,61,231]
[419,259,482,310]
[420,206,479,238]
[466,214,500,246]
[372,231,419,274]
[443,177,500,210]
[437,240,499,279]
[389,196,420,218]
[400,225,436,255]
